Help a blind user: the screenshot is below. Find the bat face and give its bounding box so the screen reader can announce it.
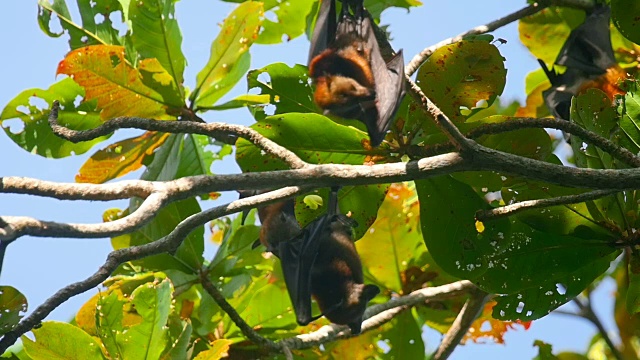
[245,188,379,333]
[539,5,625,122]
[308,0,405,147]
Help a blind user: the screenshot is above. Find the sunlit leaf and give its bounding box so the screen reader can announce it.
[0,78,108,158]
[22,321,105,360]
[191,2,263,109]
[257,0,314,44]
[37,0,124,50]
[76,131,170,183]
[117,279,173,360]
[416,40,506,123]
[129,0,186,92]
[519,7,585,65]
[193,339,232,360]
[57,45,182,119]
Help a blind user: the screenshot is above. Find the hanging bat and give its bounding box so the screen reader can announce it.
[243,188,379,333]
[308,0,405,147]
[539,5,626,122]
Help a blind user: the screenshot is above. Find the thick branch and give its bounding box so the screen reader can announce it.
[476,189,621,221]
[412,117,640,168]
[280,280,475,350]
[0,187,306,353]
[0,193,169,242]
[49,101,308,170]
[432,289,491,360]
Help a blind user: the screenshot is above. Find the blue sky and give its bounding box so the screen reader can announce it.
[0,1,619,358]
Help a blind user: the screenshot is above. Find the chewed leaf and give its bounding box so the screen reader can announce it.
[0,286,27,336]
[0,78,108,158]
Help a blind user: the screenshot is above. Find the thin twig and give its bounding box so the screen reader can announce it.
[573,296,624,360]
[405,76,477,153]
[199,274,281,352]
[405,0,596,76]
[432,289,491,360]
[406,3,546,76]
[49,101,308,170]
[476,189,621,221]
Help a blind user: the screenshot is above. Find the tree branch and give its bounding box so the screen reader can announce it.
[49,101,308,170]
[405,0,595,76]
[412,117,640,168]
[432,289,491,360]
[280,280,475,350]
[0,187,306,353]
[573,296,624,360]
[476,189,621,221]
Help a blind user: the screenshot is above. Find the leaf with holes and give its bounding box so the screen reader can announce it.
[257,0,314,44]
[416,40,506,123]
[76,131,170,183]
[0,286,27,336]
[129,0,186,92]
[57,45,182,119]
[245,63,318,121]
[191,1,263,109]
[0,78,108,158]
[37,0,125,50]
[415,176,512,280]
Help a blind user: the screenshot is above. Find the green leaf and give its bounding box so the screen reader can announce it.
[118,279,173,360]
[257,0,314,44]
[519,6,585,65]
[191,2,263,108]
[96,292,126,359]
[611,0,640,44]
[415,176,511,279]
[0,78,108,158]
[416,40,506,123]
[129,0,186,97]
[205,94,271,111]
[0,286,27,336]
[571,89,627,230]
[533,340,560,360]
[160,316,192,360]
[193,340,232,360]
[175,134,232,179]
[22,321,105,360]
[37,0,124,50]
[245,63,317,121]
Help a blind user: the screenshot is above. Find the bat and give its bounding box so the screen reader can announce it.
[308,0,406,147]
[539,5,626,122]
[243,188,379,333]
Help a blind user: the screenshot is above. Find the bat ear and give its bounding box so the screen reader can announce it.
[362,284,380,303]
[251,239,262,250]
[237,190,258,225]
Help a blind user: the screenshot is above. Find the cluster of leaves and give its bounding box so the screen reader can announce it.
[2,0,640,358]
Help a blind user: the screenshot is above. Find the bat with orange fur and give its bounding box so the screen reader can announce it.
[240,188,379,333]
[308,0,405,147]
[539,5,626,122]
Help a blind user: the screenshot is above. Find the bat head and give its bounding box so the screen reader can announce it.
[323,283,380,334]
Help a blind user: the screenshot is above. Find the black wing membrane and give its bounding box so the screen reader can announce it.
[540,5,616,122]
[308,0,336,64]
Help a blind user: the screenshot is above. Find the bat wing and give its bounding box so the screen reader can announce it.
[361,13,405,147]
[555,5,615,75]
[308,0,336,65]
[279,214,330,325]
